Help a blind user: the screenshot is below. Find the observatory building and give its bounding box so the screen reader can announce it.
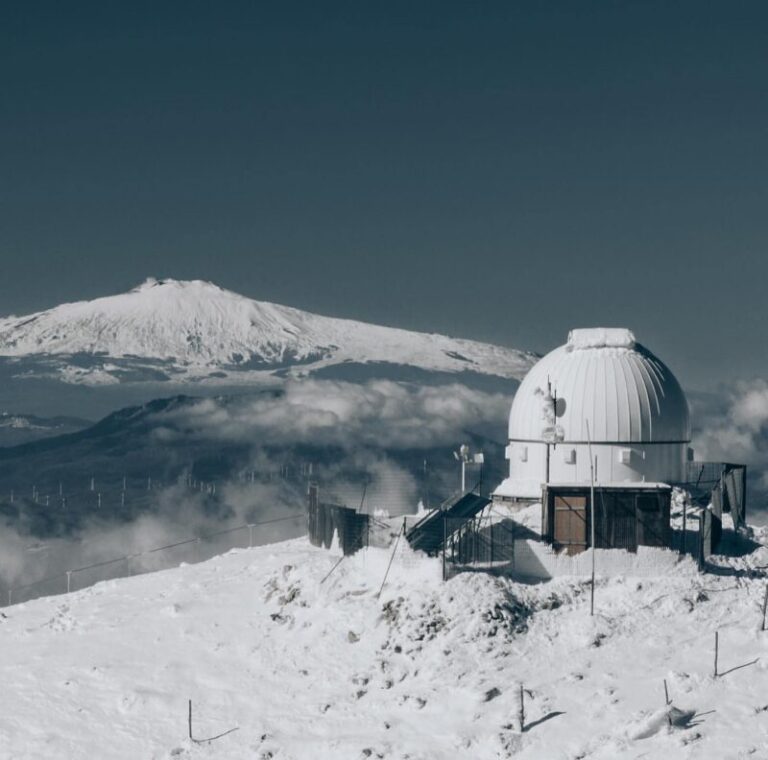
[493,328,692,553]
[495,327,691,500]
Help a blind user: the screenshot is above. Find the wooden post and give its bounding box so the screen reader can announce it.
[663,679,671,706]
[188,699,193,740]
[761,583,768,632]
[518,682,525,732]
[714,631,719,677]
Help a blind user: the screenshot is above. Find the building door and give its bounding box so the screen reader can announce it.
[552,495,588,555]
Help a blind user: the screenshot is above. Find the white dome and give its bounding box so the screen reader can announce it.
[509,328,690,444]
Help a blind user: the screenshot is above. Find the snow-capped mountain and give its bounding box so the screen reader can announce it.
[0,278,535,386]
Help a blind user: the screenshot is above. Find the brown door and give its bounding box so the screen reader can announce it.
[553,495,588,555]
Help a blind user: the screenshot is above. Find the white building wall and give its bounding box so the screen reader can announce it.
[498,440,688,498]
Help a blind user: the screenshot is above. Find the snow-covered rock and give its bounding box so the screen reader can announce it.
[0,279,536,386]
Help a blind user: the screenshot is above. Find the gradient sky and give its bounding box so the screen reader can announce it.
[1,1,766,388]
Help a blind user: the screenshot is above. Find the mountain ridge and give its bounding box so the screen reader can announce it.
[0,278,536,386]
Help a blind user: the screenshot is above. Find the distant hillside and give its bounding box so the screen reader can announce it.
[0,412,91,447]
[0,388,506,537]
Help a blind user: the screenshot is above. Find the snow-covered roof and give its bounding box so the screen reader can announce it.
[509,328,690,444]
[567,327,635,350]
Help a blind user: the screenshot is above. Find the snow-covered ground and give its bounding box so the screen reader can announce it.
[2,531,768,759]
[0,279,535,385]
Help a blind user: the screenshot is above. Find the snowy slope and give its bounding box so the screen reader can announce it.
[2,533,768,759]
[0,279,535,386]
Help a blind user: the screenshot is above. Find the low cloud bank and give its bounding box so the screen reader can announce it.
[155,379,510,449]
[1,380,511,600]
[692,380,768,511]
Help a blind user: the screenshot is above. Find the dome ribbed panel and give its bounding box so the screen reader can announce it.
[508,334,690,444]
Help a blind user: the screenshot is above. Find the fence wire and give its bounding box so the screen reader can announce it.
[5,513,304,607]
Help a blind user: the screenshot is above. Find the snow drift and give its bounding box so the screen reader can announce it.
[2,533,768,759]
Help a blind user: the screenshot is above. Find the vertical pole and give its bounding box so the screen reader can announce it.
[188,699,193,740]
[442,512,447,581]
[681,497,687,555]
[8,589,12,606]
[518,682,525,732]
[762,583,768,632]
[714,630,719,677]
[491,514,494,564]
[663,679,671,706]
[461,459,466,492]
[586,421,596,616]
[66,571,72,594]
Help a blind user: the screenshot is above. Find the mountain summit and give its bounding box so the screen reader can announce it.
[0,279,535,386]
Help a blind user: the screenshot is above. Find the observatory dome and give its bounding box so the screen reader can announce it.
[495,328,691,500]
[509,328,690,444]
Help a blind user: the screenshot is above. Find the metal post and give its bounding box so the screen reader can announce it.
[586,421,596,617]
[714,630,719,677]
[442,512,447,581]
[66,571,72,594]
[762,583,768,632]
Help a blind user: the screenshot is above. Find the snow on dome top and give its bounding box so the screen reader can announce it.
[567,328,635,351]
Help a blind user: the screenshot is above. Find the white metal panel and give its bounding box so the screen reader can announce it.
[507,329,690,445]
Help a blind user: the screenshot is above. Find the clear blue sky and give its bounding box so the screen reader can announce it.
[1,1,766,388]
